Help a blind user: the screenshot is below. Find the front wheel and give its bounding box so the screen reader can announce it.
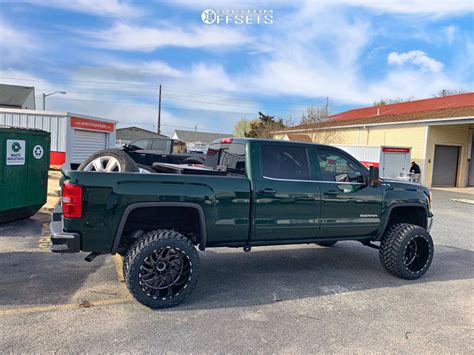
[123,229,200,309]
[379,223,433,280]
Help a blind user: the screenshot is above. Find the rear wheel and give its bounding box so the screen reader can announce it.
[379,223,433,280]
[123,229,200,309]
[78,149,138,173]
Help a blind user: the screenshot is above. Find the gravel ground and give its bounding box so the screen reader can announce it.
[0,190,472,353]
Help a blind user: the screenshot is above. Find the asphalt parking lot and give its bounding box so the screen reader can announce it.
[0,190,472,353]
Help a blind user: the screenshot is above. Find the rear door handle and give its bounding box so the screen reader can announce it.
[259,188,276,195]
[324,190,340,195]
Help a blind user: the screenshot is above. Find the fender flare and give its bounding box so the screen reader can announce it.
[111,202,208,253]
[376,202,429,240]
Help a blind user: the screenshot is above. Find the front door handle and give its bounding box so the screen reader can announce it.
[258,188,276,195]
[324,190,340,195]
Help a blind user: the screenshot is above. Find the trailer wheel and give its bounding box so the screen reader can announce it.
[78,150,138,173]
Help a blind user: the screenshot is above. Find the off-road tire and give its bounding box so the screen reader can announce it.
[316,241,337,247]
[379,223,433,280]
[123,229,200,309]
[78,149,139,172]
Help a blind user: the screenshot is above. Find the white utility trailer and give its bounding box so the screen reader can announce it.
[333,144,412,179]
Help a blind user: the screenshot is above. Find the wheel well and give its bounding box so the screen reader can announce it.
[116,206,204,254]
[388,206,427,229]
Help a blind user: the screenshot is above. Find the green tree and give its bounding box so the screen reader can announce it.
[233,118,255,137]
[245,112,286,138]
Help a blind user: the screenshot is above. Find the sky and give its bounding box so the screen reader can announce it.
[0,0,473,136]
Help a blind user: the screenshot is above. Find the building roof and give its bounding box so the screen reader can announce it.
[330,93,474,121]
[173,130,233,144]
[275,106,474,133]
[116,126,167,141]
[0,84,36,109]
[286,134,313,142]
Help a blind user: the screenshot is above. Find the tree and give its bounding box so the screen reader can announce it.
[233,118,255,137]
[301,104,330,124]
[374,97,414,106]
[433,89,466,97]
[245,112,286,138]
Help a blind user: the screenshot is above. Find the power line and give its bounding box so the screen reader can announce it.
[1,75,261,104]
[0,75,157,90]
[36,96,257,114]
[164,87,256,103]
[117,121,227,133]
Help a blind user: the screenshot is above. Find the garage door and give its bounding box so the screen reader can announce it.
[432,145,460,187]
[382,152,409,178]
[72,129,107,164]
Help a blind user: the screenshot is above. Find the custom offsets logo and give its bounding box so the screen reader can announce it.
[201,9,273,25]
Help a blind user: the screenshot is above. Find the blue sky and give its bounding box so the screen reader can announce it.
[0,0,473,135]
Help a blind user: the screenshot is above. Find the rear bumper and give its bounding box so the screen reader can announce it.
[50,205,80,253]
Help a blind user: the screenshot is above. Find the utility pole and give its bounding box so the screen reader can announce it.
[157,84,162,134]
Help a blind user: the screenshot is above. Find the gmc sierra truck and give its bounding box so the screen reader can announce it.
[51,138,434,309]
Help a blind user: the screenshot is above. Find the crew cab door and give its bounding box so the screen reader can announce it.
[252,142,321,241]
[315,147,382,238]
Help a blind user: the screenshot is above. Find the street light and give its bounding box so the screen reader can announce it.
[42,91,66,110]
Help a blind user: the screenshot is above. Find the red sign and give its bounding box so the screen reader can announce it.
[360,161,380,168]
[71,117,114,132]
[382,147,410,153]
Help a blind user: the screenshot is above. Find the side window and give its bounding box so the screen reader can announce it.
[317,148,365,182]
[219,143,246,175]
[204,143,246,175]
[262,145,310,180]
[151,139,169,152]
[130,139,149,150]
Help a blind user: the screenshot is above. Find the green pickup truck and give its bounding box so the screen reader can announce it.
[51,138,434,309]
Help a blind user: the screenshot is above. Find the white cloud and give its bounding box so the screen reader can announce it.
[443,25,457,45]
[388,50,444,72]
[88,59,185,78]
[0,19,38,66]
[303,0,473,16]
[23,0,142,18]
[67,61,259,115]
[86,23,253,51]
[0,69,57,98]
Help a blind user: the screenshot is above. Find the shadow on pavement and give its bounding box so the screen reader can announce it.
[178,242,474,311]
[1,213,472,311]
[0,214,119,308]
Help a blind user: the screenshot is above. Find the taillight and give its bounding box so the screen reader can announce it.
[220,137,233,144]
[62,182,83,218]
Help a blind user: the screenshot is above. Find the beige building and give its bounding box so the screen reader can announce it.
[273,94,474,187]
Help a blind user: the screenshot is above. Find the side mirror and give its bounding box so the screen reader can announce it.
[369,166,380,186]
